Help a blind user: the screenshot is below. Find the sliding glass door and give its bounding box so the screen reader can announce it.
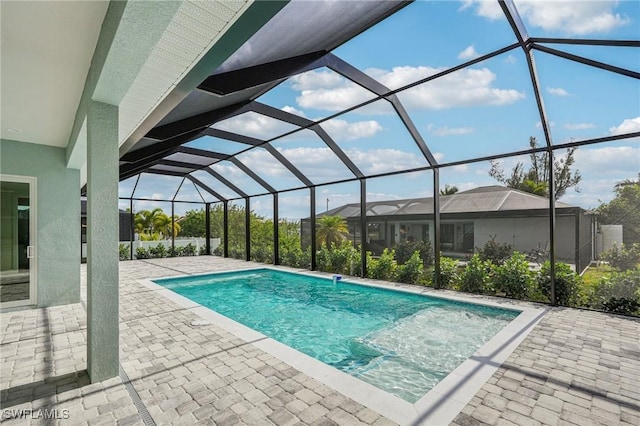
[1,175,36,307]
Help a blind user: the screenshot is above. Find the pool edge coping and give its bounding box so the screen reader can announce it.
[138,266,547,426]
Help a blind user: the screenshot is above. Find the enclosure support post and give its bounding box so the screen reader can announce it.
[310,187,317,271]
[223,201,229,258]
[171,202,175,254]
[86,101,119,382]
[205,203,211,255]
[574,208,581,273]
[273,193,280,265]
[245,197,251,261]
[129,198,134,260]
[548,150,557,305]
[360,179,367,277]
[433,169,441,289]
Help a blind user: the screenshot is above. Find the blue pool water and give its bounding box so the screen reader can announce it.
[155,269,519,402]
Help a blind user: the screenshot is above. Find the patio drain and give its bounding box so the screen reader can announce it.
[119,365,156,426]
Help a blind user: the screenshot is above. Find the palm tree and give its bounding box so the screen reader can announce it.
[440,184,459,196]
[154,213,181,238]
[316,215,349,248]
[134,208,165,239]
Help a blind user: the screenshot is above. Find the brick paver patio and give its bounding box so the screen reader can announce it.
[1,256,639,425]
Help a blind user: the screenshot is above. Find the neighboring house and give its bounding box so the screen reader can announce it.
[305,186,593,272]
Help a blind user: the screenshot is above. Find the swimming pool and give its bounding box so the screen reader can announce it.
[154,268,520,403]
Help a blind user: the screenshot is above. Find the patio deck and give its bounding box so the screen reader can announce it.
[1,256,639,425]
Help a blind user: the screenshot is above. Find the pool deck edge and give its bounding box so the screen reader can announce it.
[140,269,546,426]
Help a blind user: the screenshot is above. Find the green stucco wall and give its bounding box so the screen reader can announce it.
[1,139,80,306]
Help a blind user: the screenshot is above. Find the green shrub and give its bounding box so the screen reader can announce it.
[591,268,640,315]
[601,243,640,271]
[199,245,207,256]
[183,243,196,256]
[317,242,362,276]
[494,252,532,299]
[367,248,397,281]
[280,245,309,268]
[119,244,130,261]
[251,245,273,263]
[149,243,167,258]
[536,261,580,306]
[394,239,434,266]
[477,235,514,265]
[434,257,459,289]
[135,246,150,260]
[396,251,424,284]
[459,254,493,294]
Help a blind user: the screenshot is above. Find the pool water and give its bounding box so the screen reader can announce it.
[155,269,519,403]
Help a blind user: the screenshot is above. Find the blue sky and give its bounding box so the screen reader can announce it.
[121,0,639,220]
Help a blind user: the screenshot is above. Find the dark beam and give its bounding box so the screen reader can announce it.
[146,101,250,141]
[158,159,199,171]
[323,54,438,166]
[262,144,314,187]
[532,44,640,80]
[198,51,328,95]
[250,101,364,178]
[175,146,230,160]
[143,169,188,178]
[121,128,204,164]
[185,175,227,202]
[530,37,640,47]
[499,0,529,44]
[204,128,263,146]
[204,168,248,198]
[229,158,277,193]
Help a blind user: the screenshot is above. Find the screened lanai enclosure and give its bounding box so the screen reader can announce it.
[113,1,639,314]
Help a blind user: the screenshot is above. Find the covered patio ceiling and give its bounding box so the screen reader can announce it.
[117,0,640,204]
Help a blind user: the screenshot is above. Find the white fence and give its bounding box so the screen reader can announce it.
[82,238,221,258]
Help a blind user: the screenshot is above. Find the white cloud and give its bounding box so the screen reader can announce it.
[344,148,426,175]
[504,55,517,64]
[430,126,474,136]
[547,87,570,97]
[213,111,295,140]
[564,123,595,130]
[385,66,525,110]
[323,118,383,141]
[574,146,640,175]
[462,0,630,35]
[274,146,356,181]
[281,105,307,118]
[289,70,375,112]
[609,117,640,135]
[458,45,479,60]
[459,0,503,20]
[292,65,524,113]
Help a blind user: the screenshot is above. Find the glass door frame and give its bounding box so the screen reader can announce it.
[1,174,37,308]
